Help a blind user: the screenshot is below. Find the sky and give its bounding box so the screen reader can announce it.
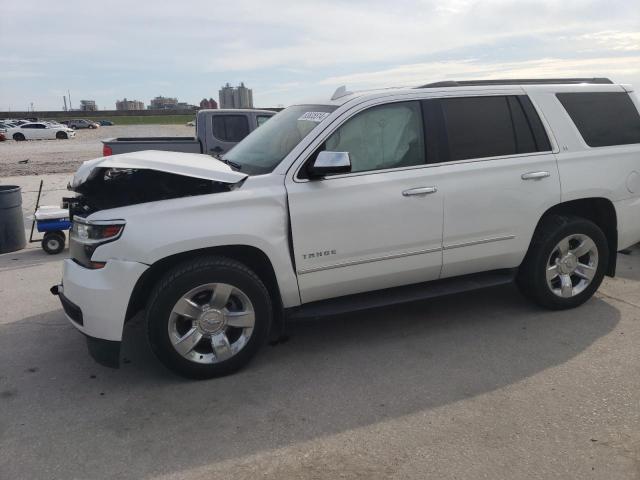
[0,0,639,111]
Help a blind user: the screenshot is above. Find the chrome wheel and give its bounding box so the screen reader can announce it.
[546,234,598,298]
[168,283,255,364]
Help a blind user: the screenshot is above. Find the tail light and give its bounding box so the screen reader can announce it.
[103,145,113,156]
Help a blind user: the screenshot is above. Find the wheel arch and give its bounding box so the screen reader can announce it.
[533,197,617,276]
[125,244,284,328]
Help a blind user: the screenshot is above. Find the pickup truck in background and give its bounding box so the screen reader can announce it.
[101,109,276,157]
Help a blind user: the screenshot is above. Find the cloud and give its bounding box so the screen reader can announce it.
[579,30,640,52]
[319,56,640,88]
[0,71,45,79]
[1,0,639,109]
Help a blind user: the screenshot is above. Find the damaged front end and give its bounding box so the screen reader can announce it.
[65,151,248,216]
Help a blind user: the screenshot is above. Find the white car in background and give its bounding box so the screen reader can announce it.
[6,122,76,141]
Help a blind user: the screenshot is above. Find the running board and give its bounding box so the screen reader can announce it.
[287,269,517,320]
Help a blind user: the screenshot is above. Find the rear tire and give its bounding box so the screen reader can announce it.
[56,131,68,139]
[146,256,272,379]
[42,231,65,254]
[517,215,608,310]
[13,133,25,141]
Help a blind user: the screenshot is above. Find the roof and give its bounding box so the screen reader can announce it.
[197,109,276,114]
[299,78,625,107]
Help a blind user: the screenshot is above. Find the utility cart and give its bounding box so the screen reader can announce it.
[27,180,72,254]
[33,206,71,254]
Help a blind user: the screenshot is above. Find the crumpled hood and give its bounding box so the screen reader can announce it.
[70,150,248,189]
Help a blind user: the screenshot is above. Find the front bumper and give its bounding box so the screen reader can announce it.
[56,258,148,365]
[52,285,122,368]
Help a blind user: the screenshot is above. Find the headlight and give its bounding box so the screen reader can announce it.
[70,218,125,269]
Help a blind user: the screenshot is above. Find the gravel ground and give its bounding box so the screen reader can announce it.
[0,124,194,176]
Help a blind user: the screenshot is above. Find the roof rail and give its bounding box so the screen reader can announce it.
[417,78,614,88]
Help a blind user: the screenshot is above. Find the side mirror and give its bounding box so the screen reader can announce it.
[308,151,351,178]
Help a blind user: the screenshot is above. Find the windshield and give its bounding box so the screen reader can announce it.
[223,104,337,175]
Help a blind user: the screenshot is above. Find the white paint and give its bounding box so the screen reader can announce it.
[61,81,640,348]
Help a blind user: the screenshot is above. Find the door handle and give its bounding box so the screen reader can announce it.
[402,186,438,196]
[521,171,550,180]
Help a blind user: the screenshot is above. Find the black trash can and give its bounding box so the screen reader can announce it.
[0,186,27,253]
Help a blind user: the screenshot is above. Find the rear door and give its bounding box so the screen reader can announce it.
[423,94,561,278]
[34,123,51,139]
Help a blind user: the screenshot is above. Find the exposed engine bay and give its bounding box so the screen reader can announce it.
[66,168,232,217]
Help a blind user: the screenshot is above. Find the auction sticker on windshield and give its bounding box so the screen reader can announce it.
[298,112,330,122]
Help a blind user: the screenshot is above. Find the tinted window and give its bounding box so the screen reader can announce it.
[441,96,515,160]
[212,115,250,142]
[323,101,425,173]
[21,124,35,129]
[556,92,640,147]
[256,115,271,127]
[518,96,552,152]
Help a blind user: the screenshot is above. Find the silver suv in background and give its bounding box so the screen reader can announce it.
[68,119,99,129]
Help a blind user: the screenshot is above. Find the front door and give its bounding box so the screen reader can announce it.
[286,101,444,303]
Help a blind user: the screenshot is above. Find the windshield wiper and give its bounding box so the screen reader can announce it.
[212,153,242,171]
[222,158,242,171]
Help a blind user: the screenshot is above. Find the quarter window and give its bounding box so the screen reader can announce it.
[556,92,640,147]
[212,115,250,142]
[323,101,425,173]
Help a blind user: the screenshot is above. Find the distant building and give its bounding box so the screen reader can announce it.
[116,98,145,111]
[149,96,178,110]
[148,96,196,110]
[175,102,197,110]
[200,98,218,109]
[218,82,254,109]
[79,100,97,111]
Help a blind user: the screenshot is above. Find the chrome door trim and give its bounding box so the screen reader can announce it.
[444,235,516,250]
[297,246,442,275]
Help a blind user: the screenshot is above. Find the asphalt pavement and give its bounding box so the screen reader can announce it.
[1,234,639,479]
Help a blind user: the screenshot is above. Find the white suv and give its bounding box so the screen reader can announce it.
[54,78,640,378]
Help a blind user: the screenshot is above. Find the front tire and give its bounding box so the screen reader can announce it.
[56,131,68,139]
[146,256,272,379]
[517,215,608,310]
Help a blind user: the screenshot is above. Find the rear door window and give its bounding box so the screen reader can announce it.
[440,96,551,162]
[212,115,250,142]
[556,92,640,147]
[424,95,551,162]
